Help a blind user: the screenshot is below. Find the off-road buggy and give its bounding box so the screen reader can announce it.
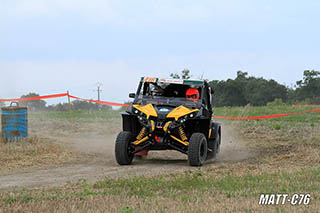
[115,77,221,166]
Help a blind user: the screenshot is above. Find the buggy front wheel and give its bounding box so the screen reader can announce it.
[188,133,208,166]
[115,131,134,165]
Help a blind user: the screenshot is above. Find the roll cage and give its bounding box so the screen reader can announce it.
[132,77,213,116]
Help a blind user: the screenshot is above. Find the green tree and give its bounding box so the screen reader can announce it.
[72,100,97,111]
[294,70,320,104]
[72,100,111,111]
[244,78,287,106]
[209,71,288,106]
[54,103,69,111]
[19,93,47,111]
[170,69,191,79]
[222,79,247,106]
[236,70,248,80]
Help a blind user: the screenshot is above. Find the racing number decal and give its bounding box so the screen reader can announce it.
[144,77,157,83]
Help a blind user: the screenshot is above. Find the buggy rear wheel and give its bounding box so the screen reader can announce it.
[188,133,208,166]
[216,132,221,154]
[207,132,220,160]
[115,131,134,165]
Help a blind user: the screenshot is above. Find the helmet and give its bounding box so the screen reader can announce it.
[186,88,199,101]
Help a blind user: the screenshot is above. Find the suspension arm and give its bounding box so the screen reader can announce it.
[131,143,152,154]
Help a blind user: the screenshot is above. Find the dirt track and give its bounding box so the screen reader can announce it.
[0,122,251,191]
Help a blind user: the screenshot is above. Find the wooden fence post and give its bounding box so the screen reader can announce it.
[67,91,73,123]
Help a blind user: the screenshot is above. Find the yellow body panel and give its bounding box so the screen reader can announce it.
[133,104,158,119]
[208,128,212,138]
[167,105,199,121]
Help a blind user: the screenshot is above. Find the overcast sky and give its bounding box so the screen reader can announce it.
[1,0,320,105]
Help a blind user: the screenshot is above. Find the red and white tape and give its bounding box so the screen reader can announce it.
[0,93,319,119]
[0,93,68,102]
[213,108,320,120]
[68,95,130,107]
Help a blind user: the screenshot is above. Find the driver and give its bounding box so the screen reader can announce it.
[186,88,199,101]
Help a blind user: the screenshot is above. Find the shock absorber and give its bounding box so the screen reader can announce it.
[178,126,187,141]
[136,127,147,140]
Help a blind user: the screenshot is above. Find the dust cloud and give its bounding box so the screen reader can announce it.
[36,119,251,164]
[217,122,251,162]
[0,117,253,190]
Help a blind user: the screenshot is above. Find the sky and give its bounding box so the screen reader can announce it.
[1,0,320,105]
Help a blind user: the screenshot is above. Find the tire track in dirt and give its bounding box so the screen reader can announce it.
[0,122,252,191]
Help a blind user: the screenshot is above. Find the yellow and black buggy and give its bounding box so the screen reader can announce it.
[115,77,221,166]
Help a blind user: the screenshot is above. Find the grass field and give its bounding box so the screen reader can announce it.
[0,104,319,212]
[0,136,76,175]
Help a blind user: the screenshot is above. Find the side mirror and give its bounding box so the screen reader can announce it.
[129,93,135,98]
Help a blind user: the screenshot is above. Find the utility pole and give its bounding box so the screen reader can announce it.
[94,82,103,101]
[97,85,102,101]
[93,82,103,111]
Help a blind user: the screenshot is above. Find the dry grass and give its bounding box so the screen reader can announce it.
[0,122,319,212]
[0,194,317,213]
[28,111,122,136]
[0,165,318,212]
[0,136,76,175]
[0,108,319,212]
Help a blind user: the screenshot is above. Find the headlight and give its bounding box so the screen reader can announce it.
[186,111,197,119]
[133,109,145,118]
[134,109,142,120]
[133,109,142,115]
[133,109,149,127]
[190,112,198,118]
[179,118,187,123]
[177,112,197,123]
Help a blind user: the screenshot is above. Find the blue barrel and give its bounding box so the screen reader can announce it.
[1,102,28,141]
